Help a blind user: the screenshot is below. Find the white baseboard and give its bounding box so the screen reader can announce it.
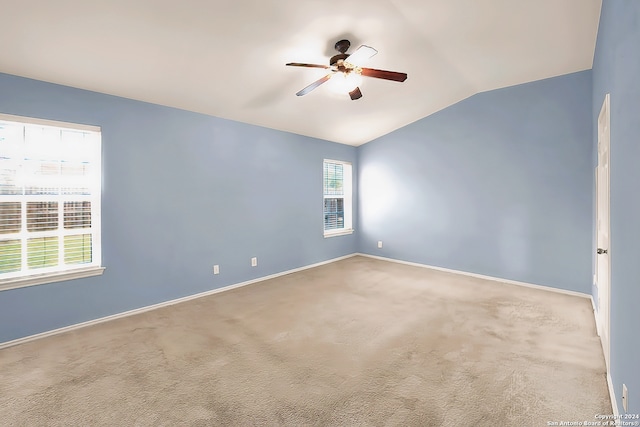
[356,253,592,299]
[608,372,619,416]
[591,295,602,337]
[591,297,617,416]
[0,253,357,350]
[594,295,618,417]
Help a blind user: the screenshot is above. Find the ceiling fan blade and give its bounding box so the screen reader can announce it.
[349,87,363,100]
[360,67,407,82]
[296,74,333,96]
[344,45,378,67]
[286,62,330,69]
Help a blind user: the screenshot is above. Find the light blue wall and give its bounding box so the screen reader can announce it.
[358,71,593,294]
[592,0,640,414]
[0,73,357,343]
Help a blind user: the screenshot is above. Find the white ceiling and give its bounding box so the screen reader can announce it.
[0,0,602,146]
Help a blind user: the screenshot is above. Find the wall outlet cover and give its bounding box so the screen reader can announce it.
[213,265,219,275]
[251,257,257,267]
[378,241,383,248]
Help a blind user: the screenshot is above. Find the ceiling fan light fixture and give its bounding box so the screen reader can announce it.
[327,71,362,95]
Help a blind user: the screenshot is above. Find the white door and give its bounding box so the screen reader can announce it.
[596,93,611,371]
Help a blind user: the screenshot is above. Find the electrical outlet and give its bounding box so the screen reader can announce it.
[251,257,257,267]
[378,241,383,249]
[623,384,628,412]
[213,265,219,275]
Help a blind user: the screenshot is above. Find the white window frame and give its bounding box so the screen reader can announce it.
[323,159,353,238]
[0,114,104,291]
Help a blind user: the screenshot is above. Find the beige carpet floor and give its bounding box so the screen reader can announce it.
[0,256,611,426]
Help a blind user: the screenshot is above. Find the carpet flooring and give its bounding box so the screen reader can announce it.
[0,256,611,426]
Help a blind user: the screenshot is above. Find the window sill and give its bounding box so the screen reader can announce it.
[0,266,105,292]
[324,229,354,238]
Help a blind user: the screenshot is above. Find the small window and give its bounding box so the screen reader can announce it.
[323,160,353,237]
[0,114,102,289]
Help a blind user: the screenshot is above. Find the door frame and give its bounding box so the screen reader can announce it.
[596,93,611,371]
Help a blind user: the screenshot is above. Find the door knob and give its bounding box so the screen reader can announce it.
[597,248,608,254]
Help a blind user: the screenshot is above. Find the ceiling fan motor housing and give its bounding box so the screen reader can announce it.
[330,53,349,67]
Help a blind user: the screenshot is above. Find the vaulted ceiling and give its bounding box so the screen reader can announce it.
[1,0,602,146]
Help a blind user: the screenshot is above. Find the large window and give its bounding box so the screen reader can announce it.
[323,159,353,237]
[0,114,103,290]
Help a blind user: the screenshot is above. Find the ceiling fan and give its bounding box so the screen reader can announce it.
[286,39,408,100]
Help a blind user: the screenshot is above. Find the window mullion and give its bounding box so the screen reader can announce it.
[20,199,27,272]
[57,195,64,268]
